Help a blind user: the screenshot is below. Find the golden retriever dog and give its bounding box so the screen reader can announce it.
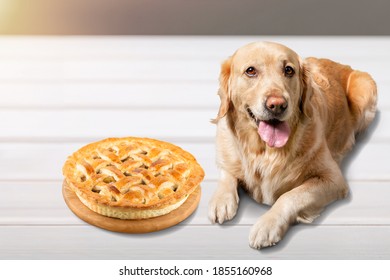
[208,42,377,249]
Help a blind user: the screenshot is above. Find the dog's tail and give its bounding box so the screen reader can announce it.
[346,70,377,134]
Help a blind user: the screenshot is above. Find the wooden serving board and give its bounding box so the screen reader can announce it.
[62,180,201,233]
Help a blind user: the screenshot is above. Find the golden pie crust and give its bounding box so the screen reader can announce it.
[63,137,205,219]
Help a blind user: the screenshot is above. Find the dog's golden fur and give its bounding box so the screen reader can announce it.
[208,42,377,249]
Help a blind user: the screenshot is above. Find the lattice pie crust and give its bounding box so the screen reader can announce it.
[63,137,205,219]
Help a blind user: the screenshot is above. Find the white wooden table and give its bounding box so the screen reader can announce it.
[0,36,389,259]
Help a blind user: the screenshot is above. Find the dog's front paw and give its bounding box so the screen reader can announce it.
[249,213,289,249]
[208,191,239,224]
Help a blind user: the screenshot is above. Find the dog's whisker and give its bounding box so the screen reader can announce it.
[246,107,258,123]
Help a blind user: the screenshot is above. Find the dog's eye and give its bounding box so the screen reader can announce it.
[245,67,257,77]
[284,66,295,77]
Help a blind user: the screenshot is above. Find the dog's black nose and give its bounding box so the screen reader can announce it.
[265,96,288,115]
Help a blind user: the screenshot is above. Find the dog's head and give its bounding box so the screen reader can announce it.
[213,41,313,148]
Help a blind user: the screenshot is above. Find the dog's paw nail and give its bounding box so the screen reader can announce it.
[248,214,287,249]
[208,192,239,225]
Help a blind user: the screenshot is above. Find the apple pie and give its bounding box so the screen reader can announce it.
[63,137,205,219]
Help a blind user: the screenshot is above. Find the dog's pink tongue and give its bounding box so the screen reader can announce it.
[258,121,290,148]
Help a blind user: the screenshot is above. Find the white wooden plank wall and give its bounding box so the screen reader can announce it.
[0,36,389,259]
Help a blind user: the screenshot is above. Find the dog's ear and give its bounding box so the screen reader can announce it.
[300,64,314,120]
[212,57,232,124]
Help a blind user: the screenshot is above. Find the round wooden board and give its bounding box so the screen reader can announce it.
[62,180,201,233]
